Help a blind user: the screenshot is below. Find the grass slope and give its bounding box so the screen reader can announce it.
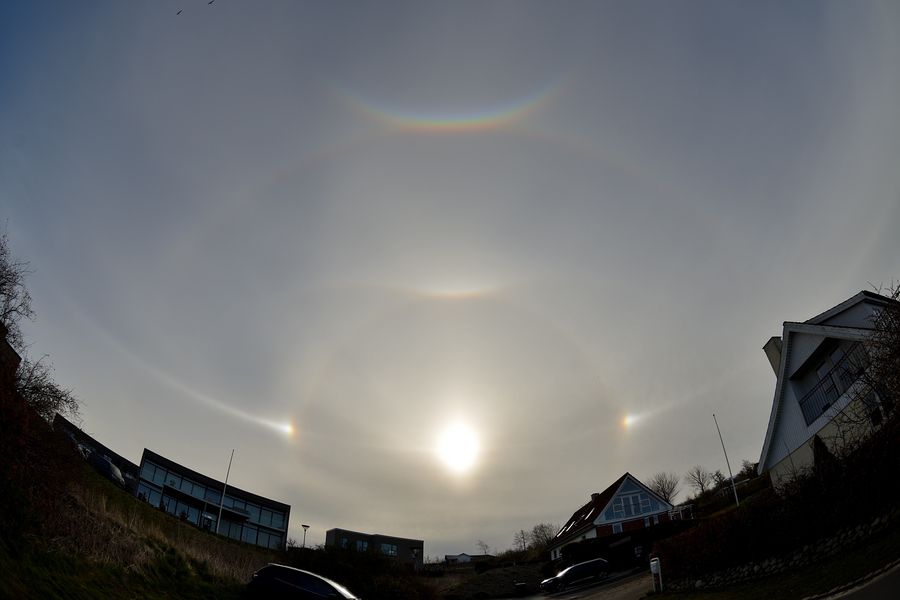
[1,461,273,600]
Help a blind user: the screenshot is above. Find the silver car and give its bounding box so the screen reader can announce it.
[246,564,359,599]
[540,557,609,593]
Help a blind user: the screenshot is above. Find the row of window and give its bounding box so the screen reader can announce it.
[136,482,284,549]
[338,538,400,557]
[139,460,286,530]
[611,493,652,519]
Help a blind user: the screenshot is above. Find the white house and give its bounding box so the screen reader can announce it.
[443,553,492,564]
[547,473,674,561]
[757,291,897,489]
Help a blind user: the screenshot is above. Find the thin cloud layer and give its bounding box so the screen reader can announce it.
[1,1,899,556]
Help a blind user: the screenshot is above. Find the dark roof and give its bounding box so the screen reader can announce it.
[551,472,674,548]
[553,473,630,542]
[141,448,290,512]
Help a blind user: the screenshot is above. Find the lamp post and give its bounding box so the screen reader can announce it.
[301,524,310,548]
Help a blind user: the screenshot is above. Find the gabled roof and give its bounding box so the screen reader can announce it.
[756,291,897,474]
[550,473,672,549]
[554,473,628,542]
[805,290,896,326]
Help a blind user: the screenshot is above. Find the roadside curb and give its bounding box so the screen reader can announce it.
[800,558,900,600]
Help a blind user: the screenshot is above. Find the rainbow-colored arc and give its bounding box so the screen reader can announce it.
[337,83,560,133]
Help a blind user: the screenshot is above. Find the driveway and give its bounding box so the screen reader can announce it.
[577,573,651,600]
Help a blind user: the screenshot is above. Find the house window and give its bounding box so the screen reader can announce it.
[644,517,650,528]
[799,343,869,425]
[340,537,349,549]
[612,523,622,534]
[614,493,649,518]
[640,494,651,513]
[653,514,659,525]
[380,543,398,557]
[356,540,368,552]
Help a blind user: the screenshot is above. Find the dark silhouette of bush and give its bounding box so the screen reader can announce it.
[653,413,900,580]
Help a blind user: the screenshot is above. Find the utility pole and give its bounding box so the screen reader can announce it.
[713,414,740,508]
[215,449,235,535]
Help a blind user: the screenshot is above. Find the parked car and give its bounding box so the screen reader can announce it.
[540,557,609,593]
[245,564,359,599]
[87,452,126,488]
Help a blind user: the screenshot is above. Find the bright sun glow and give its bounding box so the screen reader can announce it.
[436,423,480,474]
[280,422,294,436]
[622,414,638,429]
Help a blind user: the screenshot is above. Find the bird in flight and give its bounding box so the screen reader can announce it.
[176,9,182,15]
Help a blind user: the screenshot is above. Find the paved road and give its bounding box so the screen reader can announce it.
[578,573,651,600]
[517,572,651,600]
[827,562,900,600]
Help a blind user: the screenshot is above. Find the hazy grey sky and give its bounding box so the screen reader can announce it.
[2,1,899,558]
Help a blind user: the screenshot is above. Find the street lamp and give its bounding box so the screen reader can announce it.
[302,524,310,548]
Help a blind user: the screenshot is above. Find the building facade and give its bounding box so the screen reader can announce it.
[757,291,897,489]
[136,448,290,550]
[548,473,674,561]
[325,528,424,569]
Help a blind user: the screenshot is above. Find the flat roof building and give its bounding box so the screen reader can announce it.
[325,528,424,569]
[136,448,290,551]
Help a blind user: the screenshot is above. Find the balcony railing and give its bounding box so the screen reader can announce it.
[798,342,870,425]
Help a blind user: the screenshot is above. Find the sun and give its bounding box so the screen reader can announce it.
[436,423,480,474]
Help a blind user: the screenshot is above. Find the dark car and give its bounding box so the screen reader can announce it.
[245,564,359,599]
[540,557,609,593]
[87,452,126,488]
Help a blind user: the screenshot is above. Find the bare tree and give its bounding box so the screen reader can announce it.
[0,229,34,352]
[513,529,528,552]
[867,283,900,416]
[15,355,78,421]
[476,540,490,555]
[648,472,681,503]
[712,470,727,489]
[528,523,558,551]
[738,460,758,480]
[1,230,78,420]
[685,465,713,495]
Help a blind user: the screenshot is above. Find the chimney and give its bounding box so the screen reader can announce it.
[591,492,600,502]
[763,336,782,376]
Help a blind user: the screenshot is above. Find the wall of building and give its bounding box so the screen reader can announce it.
[765,334,870,471]
[326,528,424,569]
[136,450,290,551]
[768,393,882,490]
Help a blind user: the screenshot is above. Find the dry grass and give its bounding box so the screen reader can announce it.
[43,465,275,584]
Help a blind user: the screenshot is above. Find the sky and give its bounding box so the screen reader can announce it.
[1,0,899,559]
